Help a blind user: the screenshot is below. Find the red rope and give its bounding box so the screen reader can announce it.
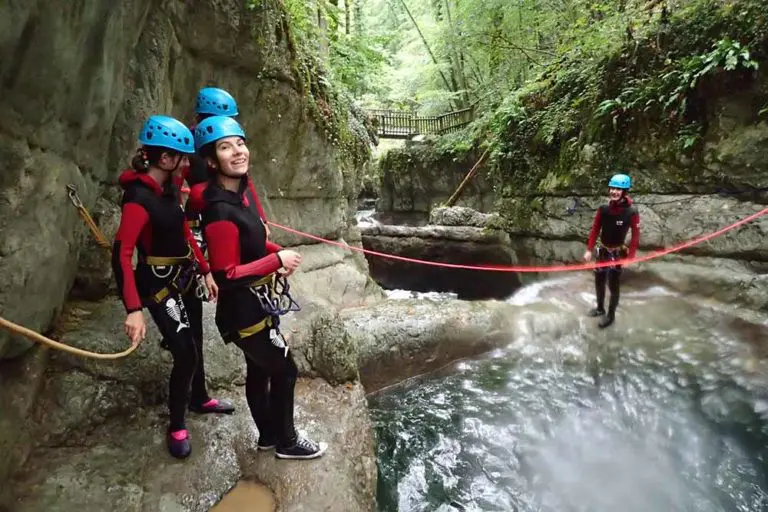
[267,207,768,273]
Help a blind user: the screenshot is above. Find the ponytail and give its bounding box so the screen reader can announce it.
[130,148,150,173]
[130,145,179,173]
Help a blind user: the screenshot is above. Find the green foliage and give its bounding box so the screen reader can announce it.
[430,0,768,210]
[594,38,759,149]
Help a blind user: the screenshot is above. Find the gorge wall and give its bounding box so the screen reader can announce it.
[370,73,768,305]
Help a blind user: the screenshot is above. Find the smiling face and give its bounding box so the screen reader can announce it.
[211,136,249,177]
[608,187,624,202]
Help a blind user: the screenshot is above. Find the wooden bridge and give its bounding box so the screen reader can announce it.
[368,107,474,139]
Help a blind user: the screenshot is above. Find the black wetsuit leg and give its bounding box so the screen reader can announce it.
[234,326,298,447]
[146,292,198,431]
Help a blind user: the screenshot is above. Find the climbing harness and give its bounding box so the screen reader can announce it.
[139,248,198,305]
[227,273,301,342]
[250,274,301,317]
[594,244,627,273]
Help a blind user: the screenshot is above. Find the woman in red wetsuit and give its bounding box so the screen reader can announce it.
[582,173,640,328]
[112,115,221,459]
[190,115,327,460]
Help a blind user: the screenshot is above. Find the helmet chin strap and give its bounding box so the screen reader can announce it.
[159,155,184,174]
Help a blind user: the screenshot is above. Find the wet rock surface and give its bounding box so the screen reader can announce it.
[343,297,518,392]
[10,380,374,512]
[3,297,377,512]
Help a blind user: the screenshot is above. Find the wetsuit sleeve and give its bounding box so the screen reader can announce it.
[112,203,149,313]
[628,212,640,259]
[247,179,268,220]
[183,220,210,275]
[265,240,283,254]
[205,220,283,280]
[187,183,207,214]
[586,208,602,251]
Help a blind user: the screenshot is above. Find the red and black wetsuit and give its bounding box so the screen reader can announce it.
[112,170,209,311]
[585,195,641,321]
[188,177,282,339]
[111,170,211,432]
[586,196,640,258]
[174,149,269,245]
[191,176,297,447]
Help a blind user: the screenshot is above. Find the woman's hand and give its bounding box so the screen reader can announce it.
[277,250,302,272]
[205,273,219,303]
[583,250,593,262]
[125,310,146,346]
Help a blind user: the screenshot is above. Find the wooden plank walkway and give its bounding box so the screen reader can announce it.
[368,107,474,139]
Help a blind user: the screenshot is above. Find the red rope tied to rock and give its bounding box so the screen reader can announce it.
[267,206,768,272]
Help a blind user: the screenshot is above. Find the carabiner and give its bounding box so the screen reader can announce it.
[66,184,84,209]
[194,274,209,301]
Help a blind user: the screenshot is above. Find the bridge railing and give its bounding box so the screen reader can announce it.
[369,107,474,139]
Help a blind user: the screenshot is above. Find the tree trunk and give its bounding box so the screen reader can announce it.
[354,0,363,36]
[345,0,351,35]
[444,0,470,108]
[397,0,457,105]
[329,0,340,40]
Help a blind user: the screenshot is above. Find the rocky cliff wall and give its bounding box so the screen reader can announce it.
[376,144,495,216]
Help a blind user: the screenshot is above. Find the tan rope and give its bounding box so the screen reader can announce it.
[0,316,140,360]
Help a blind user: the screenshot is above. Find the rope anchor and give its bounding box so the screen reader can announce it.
[66,184,84,209]
[67,184,111,250]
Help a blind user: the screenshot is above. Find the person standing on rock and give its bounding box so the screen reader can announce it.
[112,115,227,459]
[582,173,640,328]
[190,115,328,460]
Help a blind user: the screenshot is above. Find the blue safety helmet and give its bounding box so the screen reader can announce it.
[608,173,631,189]
[195,87,239,116]
[138,115,195,154]
[194,116,246,150]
